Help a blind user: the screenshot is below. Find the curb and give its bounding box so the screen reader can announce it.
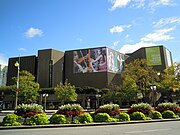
[1,118,180,130]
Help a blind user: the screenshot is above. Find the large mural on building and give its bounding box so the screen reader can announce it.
[166,49,172,67]
[107,48,124,73]
[146,47,162,66]
[73,47,124,74]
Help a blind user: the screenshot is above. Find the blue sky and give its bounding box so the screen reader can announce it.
[0,0,180,65]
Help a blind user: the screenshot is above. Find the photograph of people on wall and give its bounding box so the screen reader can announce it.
[73,50,88,73]
[89,48,107,72]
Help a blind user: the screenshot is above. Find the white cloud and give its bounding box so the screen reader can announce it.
[109,0,131,11]
[130,0,145,8]
[0,54,8,66]
[76,38,83,42]
[18,48,27,51]
[111,41,120,49]
[110,25,131,34]
[153,16,180,28]
[108,0,176,11]
[141,27,175,42]
[148,0,175,9]
[125,34,130,38]
[25,27,43,38]
[120,41,157,54]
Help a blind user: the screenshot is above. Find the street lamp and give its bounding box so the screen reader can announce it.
[150,85,157,107]
[95,94,101,109]
[14,61,20,109]
[86,97,91,111]
[43,93,48,112]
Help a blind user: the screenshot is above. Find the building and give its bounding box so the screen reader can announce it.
[6,45,173,89]
[125,46,173,71]
[6,55,37,86]
[0,65,8,86]
[4,45,174,109]
[37,49,64,88]
[64,47,127,88]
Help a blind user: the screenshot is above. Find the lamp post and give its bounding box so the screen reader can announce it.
[86,97,91,111]
[43,93,48,112]
[150,85,157,107]
[95,94,101,109]
[14,61,20,109]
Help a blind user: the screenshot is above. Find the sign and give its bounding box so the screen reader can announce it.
[146,47,162,66]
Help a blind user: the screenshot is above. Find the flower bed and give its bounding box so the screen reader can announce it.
[128,103,152,115]
[95,104,120,116]
[14,103,43,118]
[56,104,84,117]
[155,102,180,113]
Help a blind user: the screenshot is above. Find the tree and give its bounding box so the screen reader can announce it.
[160,64,180,92]
[101,81,137,105]
[174,62,180,82]
[55,80,77,104]
[101,84,120,104]
[119,76,139,103]
[12,70,40,104]
[121,59,159,103]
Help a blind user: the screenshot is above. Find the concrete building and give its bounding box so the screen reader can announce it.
[0,65,8,86]
[37,49,64,88]
[64,47,126,88]
[6,55,37,86]
[125,46,173,71]
[4,45,175,109]
[6,46,173,89]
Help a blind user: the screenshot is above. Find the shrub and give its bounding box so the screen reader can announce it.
[149,111,162,119]
[116,112,130,121]
[128,103,152,115]
[49,114,67,124]
[30,113,49,125]
[78,113,93,123]
[47,103,55,109]
[130,112,146,120]
[14,103,43,118]
[94,113,117,122]
[56,104,84,117]
[95,104,120,116]
[2,114,23,126]
[162,110,178,119]
[156,102,180,113]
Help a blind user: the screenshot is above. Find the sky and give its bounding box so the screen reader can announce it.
[0,0,180,66]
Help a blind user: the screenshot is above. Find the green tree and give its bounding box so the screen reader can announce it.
[121,59,159,102]
[119,76,138,103]
[12,70,40,104]
[101,81,137,105]
[101,84,120,104]
[160,64,180,92]
[55,80,77,104]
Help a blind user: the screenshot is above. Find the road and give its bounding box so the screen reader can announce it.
[0,121,180,135]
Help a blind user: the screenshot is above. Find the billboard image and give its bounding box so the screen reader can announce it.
[107,48,124,74]
[146,47,162,66]
[166,49,172,67]
[73,47,107,73]
[90,48,107,72]
[73,49,89,73]
[73,47,124,74]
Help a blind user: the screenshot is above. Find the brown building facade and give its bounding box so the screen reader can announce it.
[7,55,37,85]
[37,49,64,88]
[125,46,173,71]
[7,46,173,89]
[64,47,126,88]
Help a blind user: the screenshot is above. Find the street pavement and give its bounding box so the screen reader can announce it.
[0,121,180,135]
